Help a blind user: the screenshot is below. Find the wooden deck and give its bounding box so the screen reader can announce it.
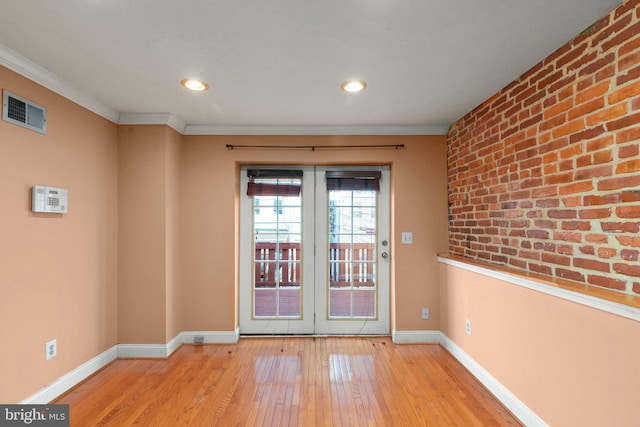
[53,337,522,426]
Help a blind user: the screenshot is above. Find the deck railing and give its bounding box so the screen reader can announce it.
[254,242,376,288]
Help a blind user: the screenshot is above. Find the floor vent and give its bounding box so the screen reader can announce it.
[2,90,47,134]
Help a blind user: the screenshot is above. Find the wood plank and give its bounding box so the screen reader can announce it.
[53,337,522,426]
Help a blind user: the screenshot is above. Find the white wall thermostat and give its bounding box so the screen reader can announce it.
[32,185,68,213]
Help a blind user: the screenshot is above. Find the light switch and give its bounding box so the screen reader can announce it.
[401,232,413,244]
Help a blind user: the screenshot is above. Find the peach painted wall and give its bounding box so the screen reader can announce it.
[179,135,448,332]
[0,66,118,402]
[118,126,169,343]
[166,127,182,341]
[439,261,640,426]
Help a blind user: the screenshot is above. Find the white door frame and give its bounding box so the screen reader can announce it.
[239,165,390,335]
[314,166,390,335]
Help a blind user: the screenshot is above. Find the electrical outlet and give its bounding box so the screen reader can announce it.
[46,339,57,360]
[421,308,430,320]
[465,320,472,336]
[194,335,204,344]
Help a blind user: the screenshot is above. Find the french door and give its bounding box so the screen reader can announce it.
[239,166,390,335]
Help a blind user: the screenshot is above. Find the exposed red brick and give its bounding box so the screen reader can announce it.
[558,245,574,255]
[586,105,628,127]
[613,0,636,19]
[584,194,619,205]
[613,262,640,277]
[608,80,640,104]
[544,98,573,119]
[592,10,631,45]
[619,51,640,72]
[586,134,614,151]
[616,235,640,247]
[574,164,613,180]
[616,159,640,174]
[562,221,591,231]
[559,181,594,195]
[619,25,640,54]
[544,172,574,185]
[621,190,640,202]
[580,245,595,255]
[593,149,613,164]
[562,196,582,207]
[619,144,639,158]
[534,242,556,252]
[535,219,556,229]
[509,258,527,269]
[596,65,616,83]
[579,52,616,77]
[585,234,608,244]
[601,20,640,53]
[587,274,627,290]
[446,0,639,296]
[615,126,640,143]
[574,258,610,272]
[568,96,605,120]
[557,268,585,282]
[536,199,560,208]
[617,205,640,218]
[617,65,640,86]
[606,111,640,131]
[548,210,577,219]
[579,208,612,219]
[529,263,552,275]
[520,250,540,260]
[527,230,550,239]
[601,222,640,233]
[598,247,617,259]
[621,249,639,261]
[554,231,583,242]
[576,81,610,104]
[542,252,571,266]
[552,119,586,138]
[597,175,640,191]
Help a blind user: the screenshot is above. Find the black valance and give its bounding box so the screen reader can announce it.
[247,169,302,196]
[325,171,381,192]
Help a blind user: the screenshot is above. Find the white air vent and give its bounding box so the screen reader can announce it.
[2,90,47,134]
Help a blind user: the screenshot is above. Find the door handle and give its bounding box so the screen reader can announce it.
[381,252,389,259]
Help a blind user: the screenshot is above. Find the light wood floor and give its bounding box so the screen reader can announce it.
[53,337,522,426]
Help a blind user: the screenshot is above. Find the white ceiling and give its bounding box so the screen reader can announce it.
[0,0,622,134]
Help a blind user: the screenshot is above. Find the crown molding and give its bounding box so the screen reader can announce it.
[184,124,450,136]
[0,43,120,123]
[1,43,450,136]
[118,113,186,134]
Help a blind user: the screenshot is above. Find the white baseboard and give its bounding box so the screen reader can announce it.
[22,329,240,404]
[181,328,240,344]
[118,329,240,358]
[439,334,547,427]
[21,345,118,404]
[392,330,442,343]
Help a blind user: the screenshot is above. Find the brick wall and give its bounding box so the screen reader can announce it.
[447,0,640,296]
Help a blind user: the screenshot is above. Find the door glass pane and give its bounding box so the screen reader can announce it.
[328,190,377,319]
[253,178,302,318]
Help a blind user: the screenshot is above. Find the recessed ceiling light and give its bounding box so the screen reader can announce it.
[340,80,367,93]
[181,79,209,92]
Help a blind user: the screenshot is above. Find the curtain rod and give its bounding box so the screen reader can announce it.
[225,144,405,151]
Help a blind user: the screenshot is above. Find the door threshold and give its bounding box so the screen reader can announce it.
[240,334,391,338]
